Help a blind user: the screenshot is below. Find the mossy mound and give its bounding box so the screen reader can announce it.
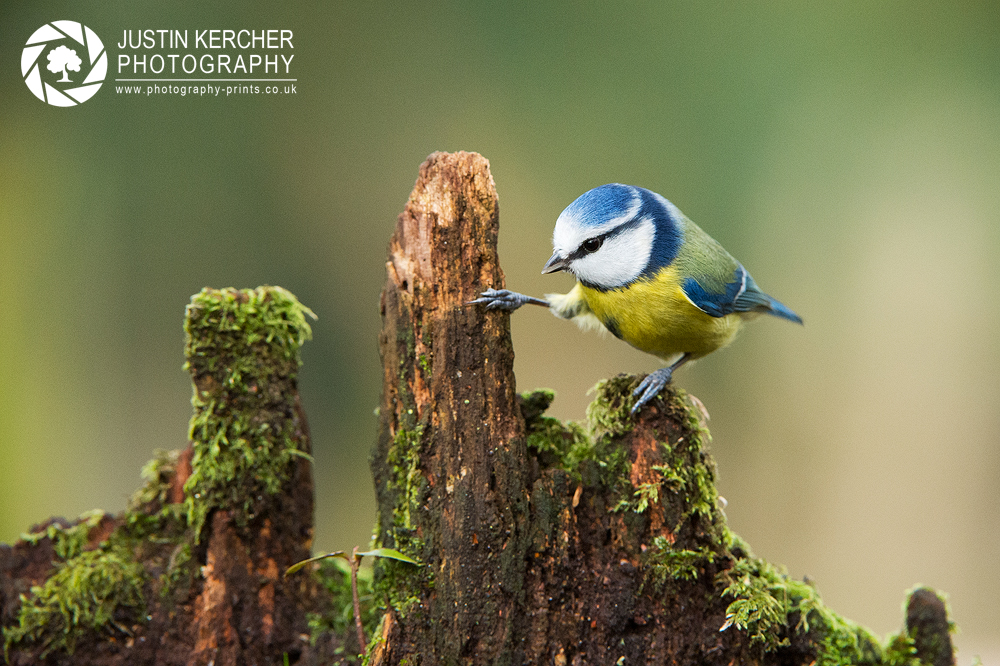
[518,377,952,665]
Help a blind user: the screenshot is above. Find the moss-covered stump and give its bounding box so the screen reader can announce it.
[367,151,957,665]
[516,380,954,665]
[0,286,329,666]
[0,153,961,666]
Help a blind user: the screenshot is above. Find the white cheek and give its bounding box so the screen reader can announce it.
[572,219,655,288]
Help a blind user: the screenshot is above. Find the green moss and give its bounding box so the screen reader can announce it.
[718,556,787,647]
[3,546,146,658]
[585,376,636,440]
[184,285,315,375]
[120,455,196,604]
[372,319,436,620]
[579,378,723,535]
[881,632,920,666]
[631,482,661,514]
[525,415,593,474]
[362,613,388,664]
[811,617,883,666]
[157,541,195,601]
[718,548,883,662]
[385,426,425,534]
[21,509,107,561]
[650,451,717,527]
[417,353,431,376]
[7,449,200,657]
[371,545,427,622]
[120,448,192,554]
[519,388,556,423]
[129,449,181,509]
[373,424,433,618]
[6,287,317,659]
[520,387,633,506]
[521,381,718,526]
[644,535,717,588]
[588,378,663,510]
[677,393,712,449]
[525,414,571,458]
[569,376,910,663]
[182,286,315,540]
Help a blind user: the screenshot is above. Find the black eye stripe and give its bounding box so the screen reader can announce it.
[568,238,600,261]
[569,217,646,261]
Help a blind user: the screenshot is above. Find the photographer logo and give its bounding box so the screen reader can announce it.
[22,21,107,106]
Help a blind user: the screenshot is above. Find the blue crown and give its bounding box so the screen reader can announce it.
[562,184,638,228]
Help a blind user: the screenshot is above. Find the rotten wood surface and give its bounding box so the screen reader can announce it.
[0,152,957,666]
[369,151,754,664]
[367,151,957,666]
[372,151,529,663]
[1,287,321,666]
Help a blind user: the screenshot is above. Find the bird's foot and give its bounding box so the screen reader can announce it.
[468,288,547,311]
[631,366,674,414]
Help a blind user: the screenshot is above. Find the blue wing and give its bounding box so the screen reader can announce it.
[682,266,802,324]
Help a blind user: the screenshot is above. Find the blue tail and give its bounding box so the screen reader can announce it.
[734,274,803,324]
[763,296,803,324]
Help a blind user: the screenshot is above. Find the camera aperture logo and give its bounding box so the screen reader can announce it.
[22,21,107,106]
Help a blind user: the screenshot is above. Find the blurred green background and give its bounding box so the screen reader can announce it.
[2,0,998,661]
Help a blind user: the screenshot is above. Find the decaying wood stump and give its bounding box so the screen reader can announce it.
[371,151,529,663]
[0,152,955,666]
[1,287,322,666]
[367,151,956,666]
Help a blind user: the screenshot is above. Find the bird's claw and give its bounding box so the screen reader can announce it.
[631,367,674,414]
[468,288,520,311]
[468,288,544,312]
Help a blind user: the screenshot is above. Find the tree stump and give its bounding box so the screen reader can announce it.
[367,151,956,666]
[0,152,956,666]
[1,287,321,666]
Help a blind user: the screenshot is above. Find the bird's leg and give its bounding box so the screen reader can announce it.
[631,353,692,414]
[468,288,549,312]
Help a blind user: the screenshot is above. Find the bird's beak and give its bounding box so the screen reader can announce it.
[541,252,569,274]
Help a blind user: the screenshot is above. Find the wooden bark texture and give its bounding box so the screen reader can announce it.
[1,287,319,666]
[372,151,530,663]
[368,151,956,666]
[0,154,956,666]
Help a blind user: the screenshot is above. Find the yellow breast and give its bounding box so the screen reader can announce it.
[579,266,743,361]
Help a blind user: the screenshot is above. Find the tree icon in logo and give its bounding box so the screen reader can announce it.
[22,21,106,106]
[47,45,82,82]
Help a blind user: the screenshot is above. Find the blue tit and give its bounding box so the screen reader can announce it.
[472,183,802,414]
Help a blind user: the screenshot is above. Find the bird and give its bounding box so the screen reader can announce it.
[471,183,802,414]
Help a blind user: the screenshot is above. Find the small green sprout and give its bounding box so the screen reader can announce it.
[286,546,420,654]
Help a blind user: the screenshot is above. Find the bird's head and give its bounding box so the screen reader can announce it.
[543,184,683,290]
